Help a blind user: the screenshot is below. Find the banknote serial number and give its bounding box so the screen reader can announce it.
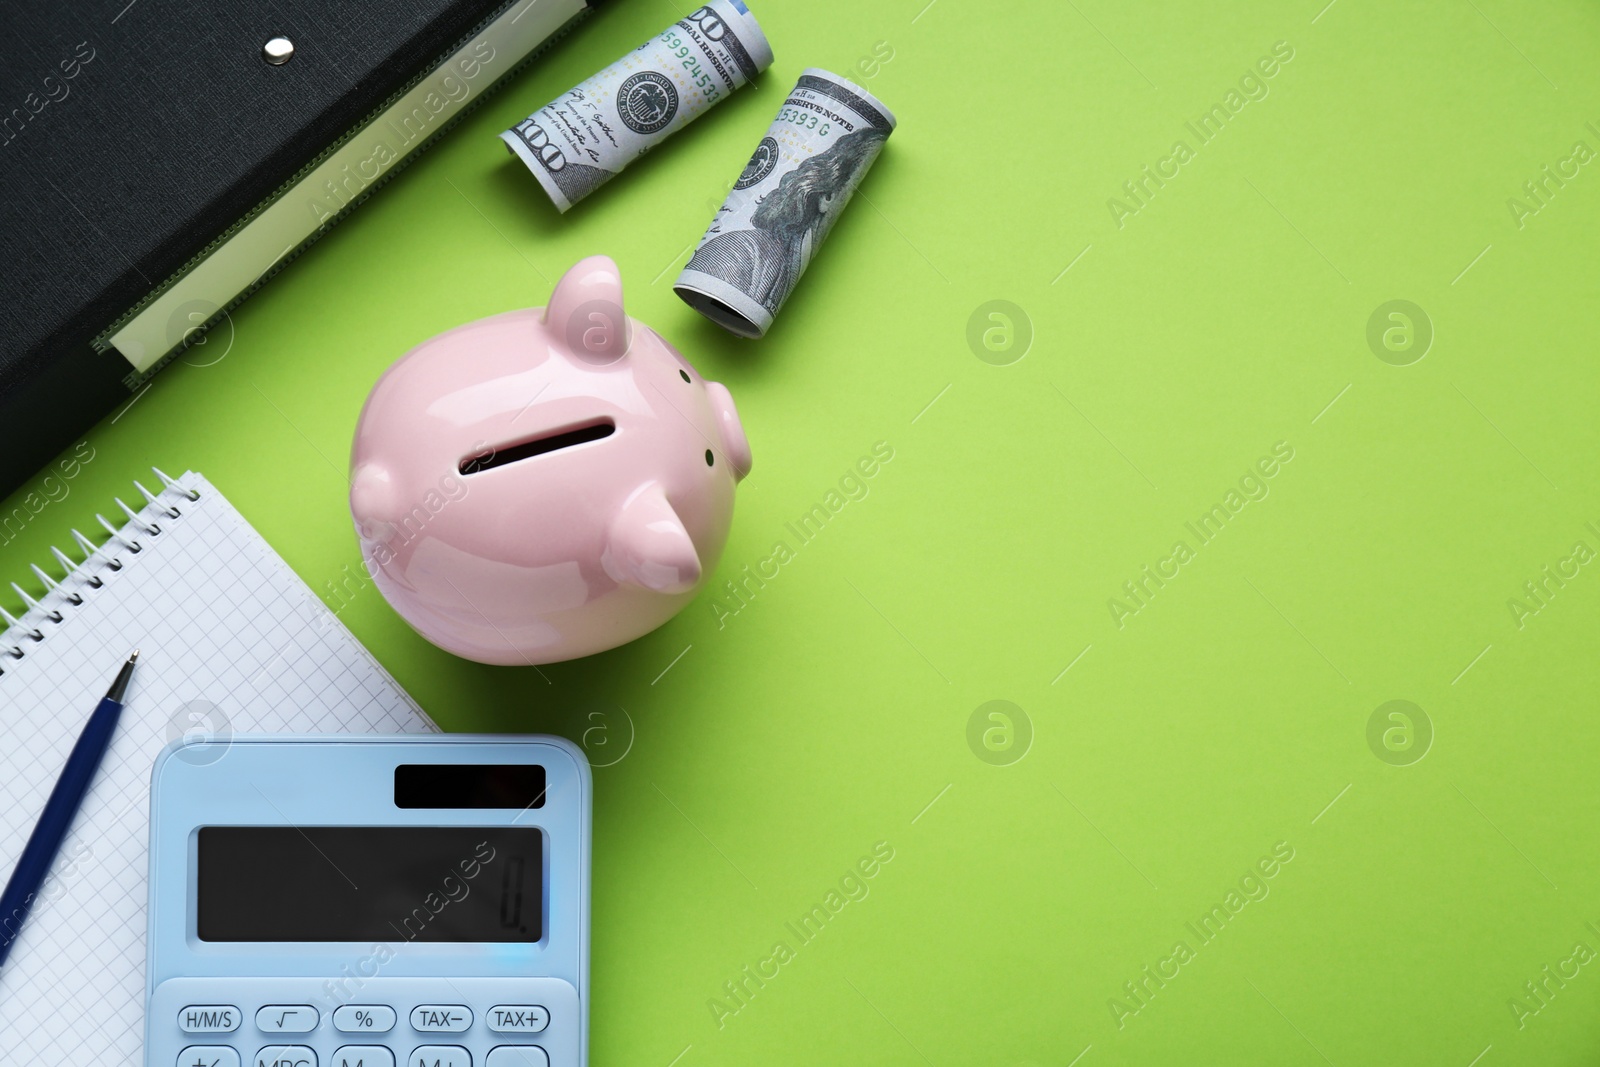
[664,30,719,98]
[777,106,832,137]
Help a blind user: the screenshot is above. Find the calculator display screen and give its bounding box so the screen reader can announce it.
[196,827,542,942]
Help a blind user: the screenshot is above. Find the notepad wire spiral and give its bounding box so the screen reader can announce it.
[0,467,201,671]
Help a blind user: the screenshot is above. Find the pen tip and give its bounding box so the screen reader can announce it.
[106,650,139,702]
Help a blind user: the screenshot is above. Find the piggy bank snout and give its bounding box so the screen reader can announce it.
[706,381,752,480]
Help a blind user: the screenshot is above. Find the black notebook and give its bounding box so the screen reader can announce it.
[0,0,601,497]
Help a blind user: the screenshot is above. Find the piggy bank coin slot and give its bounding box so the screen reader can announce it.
[461,419,616,476]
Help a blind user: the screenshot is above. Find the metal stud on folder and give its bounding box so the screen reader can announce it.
[262,36,294,65]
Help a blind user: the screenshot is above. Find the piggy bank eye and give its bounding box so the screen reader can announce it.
[704,449,714,467]
[679,369,691,383]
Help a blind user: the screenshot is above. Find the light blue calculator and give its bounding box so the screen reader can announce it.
[144,735,591,1067]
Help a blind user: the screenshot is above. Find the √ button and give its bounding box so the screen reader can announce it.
[258,1005,320,1033]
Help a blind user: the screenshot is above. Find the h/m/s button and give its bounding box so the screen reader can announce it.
[179,1005,240,1032]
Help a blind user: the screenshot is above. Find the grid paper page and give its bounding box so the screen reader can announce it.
[0,471,434,1065]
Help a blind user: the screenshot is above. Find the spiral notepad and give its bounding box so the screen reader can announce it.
[0,469,434,1065]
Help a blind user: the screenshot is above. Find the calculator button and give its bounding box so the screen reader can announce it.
[178,1047,241,1067]
[252,1047,316,1067]
[180,1006,242,1032]
[407,1046,470,1067]
[410,1005,472,1031]
[486,1006,548,1033]
[331,1047,395,1067]
[257,1006,320,1032]
[333,1006,397,1033]
[485,1048,549,1067]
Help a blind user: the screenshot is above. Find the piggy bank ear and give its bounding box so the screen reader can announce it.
[604,484,701,594]
[544,254,631,362]
[350,462,400,542]
[706,381,752,480]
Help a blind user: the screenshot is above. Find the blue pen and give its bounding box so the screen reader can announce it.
[0,650,138,968]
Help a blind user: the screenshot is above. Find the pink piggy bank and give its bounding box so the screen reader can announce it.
[349,255,751,664]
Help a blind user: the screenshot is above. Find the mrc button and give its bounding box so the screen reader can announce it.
[410,1005,471,1031]
[487,1006,549,1033]
[179,1005,241,1032]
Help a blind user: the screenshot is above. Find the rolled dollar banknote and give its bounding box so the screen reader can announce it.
[674,69,895,338]
[501,0,773,212]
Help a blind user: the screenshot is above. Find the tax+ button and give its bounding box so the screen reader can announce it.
[487,1006,549,1033]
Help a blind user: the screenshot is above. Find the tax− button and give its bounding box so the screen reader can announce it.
[180,1006,241,1032]
[410,1005,471,1031]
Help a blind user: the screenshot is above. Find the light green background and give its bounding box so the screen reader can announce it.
[5,0,1600,1061]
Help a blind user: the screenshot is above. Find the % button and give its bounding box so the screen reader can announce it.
[333,1006,397,1033]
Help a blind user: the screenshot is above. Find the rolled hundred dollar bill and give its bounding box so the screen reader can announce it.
[675,69,895,338]
[500,0,773,212]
